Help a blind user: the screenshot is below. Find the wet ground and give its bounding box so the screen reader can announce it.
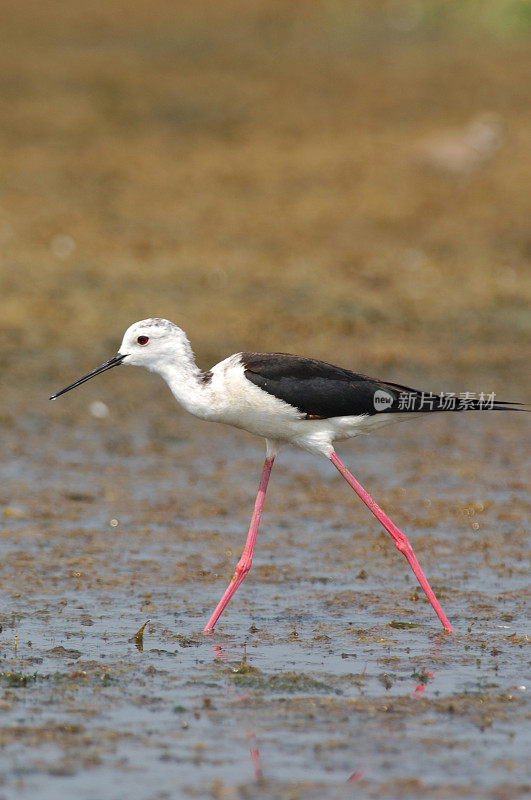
[1,388,528,800]
[1,2,530,797]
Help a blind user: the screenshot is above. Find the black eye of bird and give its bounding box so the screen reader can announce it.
[137,335,149,345]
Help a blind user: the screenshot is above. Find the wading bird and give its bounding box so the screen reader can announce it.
[51,318,523,634]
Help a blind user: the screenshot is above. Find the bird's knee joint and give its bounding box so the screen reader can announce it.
[395,540,412,556]
[234,562,251,580]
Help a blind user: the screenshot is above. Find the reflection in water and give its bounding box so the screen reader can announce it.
[247,732,263,781]
[208,636,442,792]
[208,636,264,785]
[411,635,446,696]
[409,634,448,697]
[413,669,435,696]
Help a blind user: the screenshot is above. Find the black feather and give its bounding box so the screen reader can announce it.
[241,353,524,419]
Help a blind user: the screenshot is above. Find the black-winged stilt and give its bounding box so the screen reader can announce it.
[50,318,524,634]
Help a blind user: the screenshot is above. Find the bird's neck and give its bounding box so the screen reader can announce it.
[156,347,213,420]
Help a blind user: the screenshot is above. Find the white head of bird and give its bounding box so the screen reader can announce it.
[118,318,195,373]
[50,318,208,416]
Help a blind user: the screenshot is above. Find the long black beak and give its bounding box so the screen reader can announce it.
[50,353,126,400]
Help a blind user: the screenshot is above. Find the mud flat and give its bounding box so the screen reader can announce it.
[1,3,529,797]
[1,397,528,799]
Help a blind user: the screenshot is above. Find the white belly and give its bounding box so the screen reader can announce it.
[203,357,421,456]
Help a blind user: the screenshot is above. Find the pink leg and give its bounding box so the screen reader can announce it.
[203,456,275,633]
[330,451,453,633]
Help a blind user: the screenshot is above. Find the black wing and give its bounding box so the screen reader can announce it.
[241,353,523,419]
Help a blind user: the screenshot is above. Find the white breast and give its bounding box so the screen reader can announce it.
[206,355,303,438]
[199,356,424,457]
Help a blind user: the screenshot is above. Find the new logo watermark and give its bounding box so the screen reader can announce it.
[373,390,394,410]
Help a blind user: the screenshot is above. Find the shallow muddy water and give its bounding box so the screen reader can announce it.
[0,398,529,800]
[1,2,530,797]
